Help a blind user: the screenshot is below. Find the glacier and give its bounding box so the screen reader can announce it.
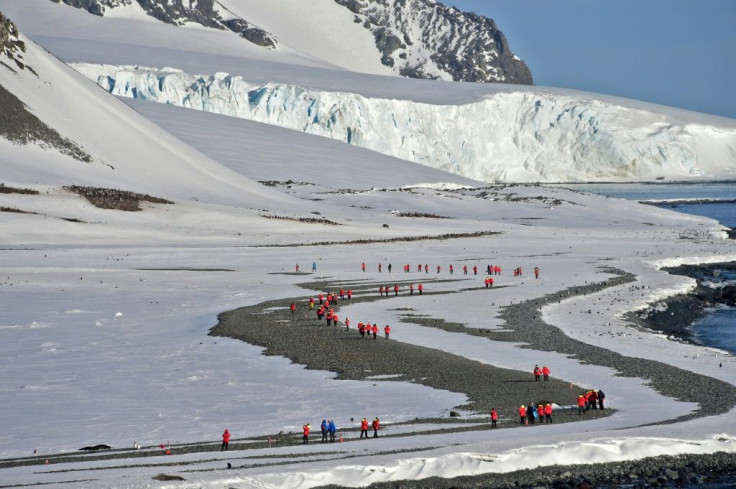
[73,63,736,183]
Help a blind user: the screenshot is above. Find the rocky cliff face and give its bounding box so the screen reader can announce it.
[334,0,532,84]
[0,10,29,72]
[50,0,277,48]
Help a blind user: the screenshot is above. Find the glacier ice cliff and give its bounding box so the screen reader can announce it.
[73,64,736,183]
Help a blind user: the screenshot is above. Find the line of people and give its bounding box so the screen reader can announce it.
[359,262,538,280]
[379,283,424,296]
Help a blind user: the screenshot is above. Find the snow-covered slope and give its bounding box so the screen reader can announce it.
[0,32,297,209]
[75,63,736,182]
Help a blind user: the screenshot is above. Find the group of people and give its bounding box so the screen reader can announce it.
[517,402,554,425]
[360,417,380,438]
[320,419,338,443]
[300,417,380,444]
[533,364,551,382]
[354,321,390,339]
[294,262,318,273]
[577,389,605,414]
[378,283,424,296]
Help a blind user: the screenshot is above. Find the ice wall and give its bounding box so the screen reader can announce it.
[73,64,736,183]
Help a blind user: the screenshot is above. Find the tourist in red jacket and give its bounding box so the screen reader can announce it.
[384,324,391,339]
[302,423,311,444]
[360,418,369,438]
[577,395,586,415]
[372,323,378,339]
[418,284,424,295]
[544,403,553,423]
[372,417,380,438]
[518,405,527,424]
[221,429,230,451]
[542,365,550,381]
[490,408,498,428]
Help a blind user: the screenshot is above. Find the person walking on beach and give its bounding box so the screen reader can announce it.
[490,408,498,428]
[372,417,380,438]
[321,420,328,443]
[597,389,606,409]
[533,365,541,382]
[328,419,336,442]
[394,284,399,296]
[302,423,311,444]
[221,429,230,451]
[449,264,454,274]
[360,418,369,438]
[534,266,539,279]
[295,264,300,272]
[372,323,378,339]
[312,261,317,273]
[309,297,315,310]
[545,403,553,424]
[345,317,350,331]
[418,283,424,295]
[473,265,478,275]
[384,324,391,339]
[527,403,536,425]
[424,264,429,274]
[410,283,414,295]
[378,263,382,273]
[518,405,527,425]
[542,365,550,381]
[388,263,392,273]
[290,302,296,315]
[463,265,468,275]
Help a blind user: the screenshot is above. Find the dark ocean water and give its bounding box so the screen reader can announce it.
[548,183,736,354]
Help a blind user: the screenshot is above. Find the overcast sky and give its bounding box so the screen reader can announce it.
[450,0,736,119]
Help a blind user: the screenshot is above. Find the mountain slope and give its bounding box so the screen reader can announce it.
[333,0,532,83]
[46,0,531,84]
[0,27,295,209]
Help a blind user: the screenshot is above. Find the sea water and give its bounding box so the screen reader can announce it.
[547,182,736,354]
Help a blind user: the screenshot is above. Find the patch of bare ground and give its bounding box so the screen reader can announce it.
[254,230,500,248]
[0,183,39,195]
[260,214,340,225]
[391,211,453,219]
[64,185,173,211]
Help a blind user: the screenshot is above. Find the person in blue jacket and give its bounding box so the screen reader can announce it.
[320,420,328,443]
[328,419,337,442]
[312,262,317,273]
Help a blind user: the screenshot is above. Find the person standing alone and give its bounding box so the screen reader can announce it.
[221,429,230,451]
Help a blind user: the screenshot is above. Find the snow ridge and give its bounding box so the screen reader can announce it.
[334,0,532,84]
[74,63,736,183]
[52,0,277,48]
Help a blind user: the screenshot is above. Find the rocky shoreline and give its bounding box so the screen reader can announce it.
[625,261,736,345]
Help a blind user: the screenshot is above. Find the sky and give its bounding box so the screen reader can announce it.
[451,0,736,120]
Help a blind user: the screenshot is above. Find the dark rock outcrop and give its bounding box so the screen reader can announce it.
[51,0,277,48]
[334,0,533,84]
